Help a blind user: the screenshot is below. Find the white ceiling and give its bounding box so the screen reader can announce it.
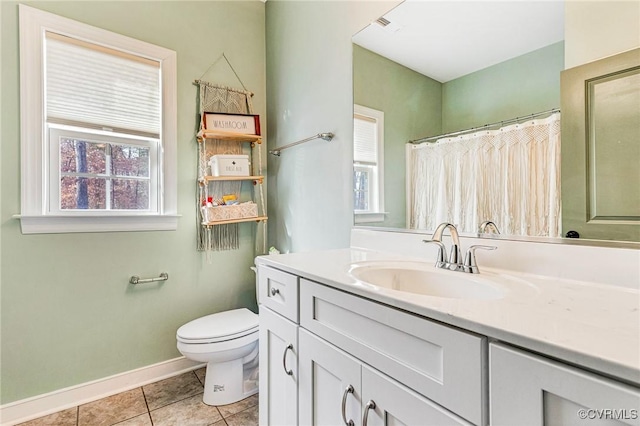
[352,0,564,83]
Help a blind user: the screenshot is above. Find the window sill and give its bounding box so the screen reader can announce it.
[354,212,388,224]
[14,214,180,234]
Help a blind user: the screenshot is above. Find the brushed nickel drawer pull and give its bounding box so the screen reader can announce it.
[282,343,293,376]
[363,400,376,426]
[341,385,355,426]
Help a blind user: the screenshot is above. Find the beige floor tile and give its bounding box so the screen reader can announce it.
[112,412,152,425]
[18,407,77,426]
[224,404,258,426]
[143,371,203,410]
[78,388,147,426]
[194,367,206,385]
[18,373,255,426]
[150,394,223,426]
[217,394,258,418]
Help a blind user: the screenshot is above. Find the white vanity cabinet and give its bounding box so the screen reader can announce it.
[257,265,486,425]
[258,262,640,426]
[490,343,640,426]
[257,243,640,426]
[258,266,299,425]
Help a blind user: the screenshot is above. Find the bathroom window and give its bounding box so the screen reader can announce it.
[18,5,178,233]
[49,128,158,213]
[353,105,385,223]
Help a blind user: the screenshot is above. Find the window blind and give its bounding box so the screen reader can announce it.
[354,114,378,164]
[45,32,161,138]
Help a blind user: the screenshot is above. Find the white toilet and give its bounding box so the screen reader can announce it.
[176,308,259,406]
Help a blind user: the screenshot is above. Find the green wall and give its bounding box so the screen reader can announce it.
[0,1,266,404]
[265,1,399,253]
[353,45,441,228]
[442,41,564,133]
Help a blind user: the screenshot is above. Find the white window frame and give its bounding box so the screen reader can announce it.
[354,104,386,224]
[18,5,178,233]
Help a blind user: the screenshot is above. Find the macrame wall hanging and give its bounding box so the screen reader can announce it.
[194,56,266,254]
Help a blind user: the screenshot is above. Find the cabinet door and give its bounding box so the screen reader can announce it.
[490,343,640,426]
[361,366,473,426]
[299,329,362,426]
[259,307,298,426]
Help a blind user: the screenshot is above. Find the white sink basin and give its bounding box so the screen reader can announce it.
[348,260,508,300]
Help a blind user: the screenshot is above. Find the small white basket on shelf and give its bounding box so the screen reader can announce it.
[201,202,258,223]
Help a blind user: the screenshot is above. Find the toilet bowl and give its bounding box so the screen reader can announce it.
[177,308,259,406]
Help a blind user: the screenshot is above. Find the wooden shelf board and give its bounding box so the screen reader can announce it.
[201,175,264,183]
[198,130,262,144]
[202,216,268,226]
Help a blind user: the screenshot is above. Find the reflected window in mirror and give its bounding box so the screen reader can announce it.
[354,105,385,223]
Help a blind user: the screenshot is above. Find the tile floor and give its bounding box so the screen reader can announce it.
[18,368,258,426]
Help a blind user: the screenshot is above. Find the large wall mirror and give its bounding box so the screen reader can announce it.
[352,0,640,243]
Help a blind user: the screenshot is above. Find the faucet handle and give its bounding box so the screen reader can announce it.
[448,243,463,266]
[463,245,497,274]
[423,240,446,268]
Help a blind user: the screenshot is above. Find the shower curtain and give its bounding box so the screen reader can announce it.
[408,113,561,237]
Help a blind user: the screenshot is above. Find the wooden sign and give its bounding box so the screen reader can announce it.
[203,112,261,136]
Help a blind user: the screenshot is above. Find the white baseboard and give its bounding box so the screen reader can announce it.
[0,357,204,426]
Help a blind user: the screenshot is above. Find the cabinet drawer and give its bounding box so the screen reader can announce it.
[300,279,487,425]
[258,266,299,323]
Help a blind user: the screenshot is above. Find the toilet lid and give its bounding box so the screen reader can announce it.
[177,308,258,342]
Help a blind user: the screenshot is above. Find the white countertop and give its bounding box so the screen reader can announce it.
[256,247,640,386]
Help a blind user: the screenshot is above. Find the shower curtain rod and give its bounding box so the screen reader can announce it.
[409,108,560,144]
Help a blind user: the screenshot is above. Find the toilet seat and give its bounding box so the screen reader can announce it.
[176,308,258,344]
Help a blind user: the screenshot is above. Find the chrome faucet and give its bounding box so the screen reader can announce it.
[479,220,500,234]
[431,222,463,267]
[423,222,497,273]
